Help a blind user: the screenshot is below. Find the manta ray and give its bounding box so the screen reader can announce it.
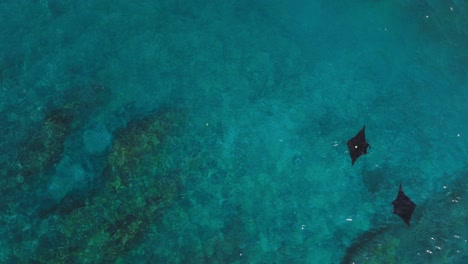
[392,184,417,228]
[347,125,370,165]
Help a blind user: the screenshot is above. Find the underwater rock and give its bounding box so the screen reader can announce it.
[83,123,112,155]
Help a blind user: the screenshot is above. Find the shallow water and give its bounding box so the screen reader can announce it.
[0,0,467,263]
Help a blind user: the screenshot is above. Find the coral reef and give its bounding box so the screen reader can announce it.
[0,82,117,262]
[32,108,186,263]
[13,82,112,189]
[18,109,72,185]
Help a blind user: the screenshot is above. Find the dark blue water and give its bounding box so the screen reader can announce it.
[0,0,466,263]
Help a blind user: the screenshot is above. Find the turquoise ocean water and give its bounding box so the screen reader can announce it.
[0,0,467,263]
